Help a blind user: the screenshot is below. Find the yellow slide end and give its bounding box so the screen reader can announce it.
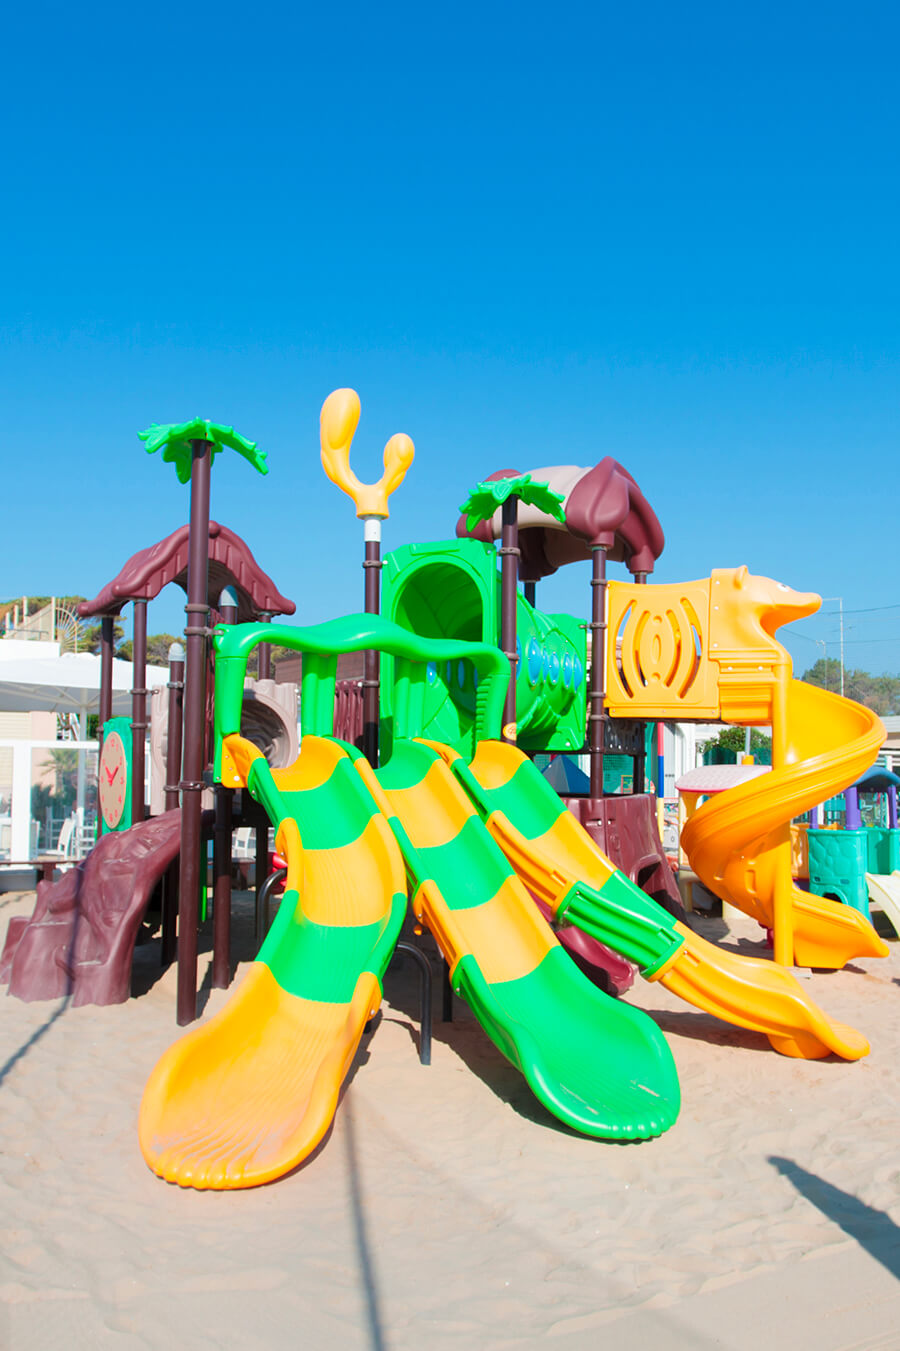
[656,923,870,1062]
[139,964,380,1190]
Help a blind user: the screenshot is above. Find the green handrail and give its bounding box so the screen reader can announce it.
[213,613,510,766]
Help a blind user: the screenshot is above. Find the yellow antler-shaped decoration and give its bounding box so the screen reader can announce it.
[320,388,414,519]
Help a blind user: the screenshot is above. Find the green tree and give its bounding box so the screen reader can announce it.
[705,726,772,755]
[117,632,179,666]
[802,660,900,715]
[81,617,126,656]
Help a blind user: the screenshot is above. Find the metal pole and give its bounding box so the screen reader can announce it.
[392,942,432,1066]
[97,615,114,822]
[500,496,519,743]
[99,616,114,731]
[253,798,270,924]
[212,787,232,987]
[161,641,184,966]
[633,570,647,795]
[257,611,272,681]
[131,599,148,828]
[164,643,185,815]
[254,609,273,924]
[212,588,237,989]
[177,439,212,1026]
[362,518,382,767]
[588,545,608,800]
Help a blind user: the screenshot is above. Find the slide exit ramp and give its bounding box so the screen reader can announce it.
[139,734,407,1189]
[440,738,870,1062]
[349,737,680,1140]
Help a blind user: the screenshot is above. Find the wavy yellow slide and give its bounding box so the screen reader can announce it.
[682,680,889,970]
[447,739,869,1061]
[139,736,407,1189]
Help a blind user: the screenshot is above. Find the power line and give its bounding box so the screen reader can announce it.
[837,637,900,647]
[821,602,900,616]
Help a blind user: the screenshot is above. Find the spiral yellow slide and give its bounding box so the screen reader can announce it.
[605,567,889,972]
[681,680,889,970]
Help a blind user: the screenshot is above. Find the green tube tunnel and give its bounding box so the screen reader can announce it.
[380,538,587,761]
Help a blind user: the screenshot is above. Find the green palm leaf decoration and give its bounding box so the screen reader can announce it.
[138,418,268,484]
[460,474,565,533]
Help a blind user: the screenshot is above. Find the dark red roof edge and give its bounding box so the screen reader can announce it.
[77,521,295,620]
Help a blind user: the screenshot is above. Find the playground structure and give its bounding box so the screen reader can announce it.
[2,484,299,1011]
[807,765,900,936]
[2,390,893,1190]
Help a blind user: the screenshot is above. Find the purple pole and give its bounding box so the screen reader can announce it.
[844,786,862,831]
[888,785,898,830]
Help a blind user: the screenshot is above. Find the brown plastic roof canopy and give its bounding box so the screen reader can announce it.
[455,460,665,580]
[78,521,295,622]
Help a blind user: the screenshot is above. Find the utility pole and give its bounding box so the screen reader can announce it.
[822,597,844,697]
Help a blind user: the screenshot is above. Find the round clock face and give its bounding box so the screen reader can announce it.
[99,730,128,829]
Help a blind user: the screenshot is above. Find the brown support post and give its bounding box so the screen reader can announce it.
[177,439,212,1026]
[588,544,608,801]
[523,581,536,607]
[257,611,272,680]
[97,615,114,821]
[254,799,270,920]
[499,497,520,743]
[161,642,184,967]
[212,589,237,990]
[99,616,114,732]
[213,787,233,988]
[362,520,382,767]
[633,570,647,795]
[131,599,148,827]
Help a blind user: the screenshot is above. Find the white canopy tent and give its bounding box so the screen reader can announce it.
[0,649,168,861]
[0,650,168,717]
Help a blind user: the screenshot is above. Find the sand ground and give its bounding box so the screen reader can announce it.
[1,887,899,1350]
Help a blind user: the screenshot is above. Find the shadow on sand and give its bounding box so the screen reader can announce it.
[770,1156,900,1281]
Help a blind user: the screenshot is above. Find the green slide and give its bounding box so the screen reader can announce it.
[349,737,681,1141]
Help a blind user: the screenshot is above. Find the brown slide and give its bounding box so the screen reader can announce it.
[1,810,206,1007]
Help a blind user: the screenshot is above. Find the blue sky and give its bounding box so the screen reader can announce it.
[2,1,897,676]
